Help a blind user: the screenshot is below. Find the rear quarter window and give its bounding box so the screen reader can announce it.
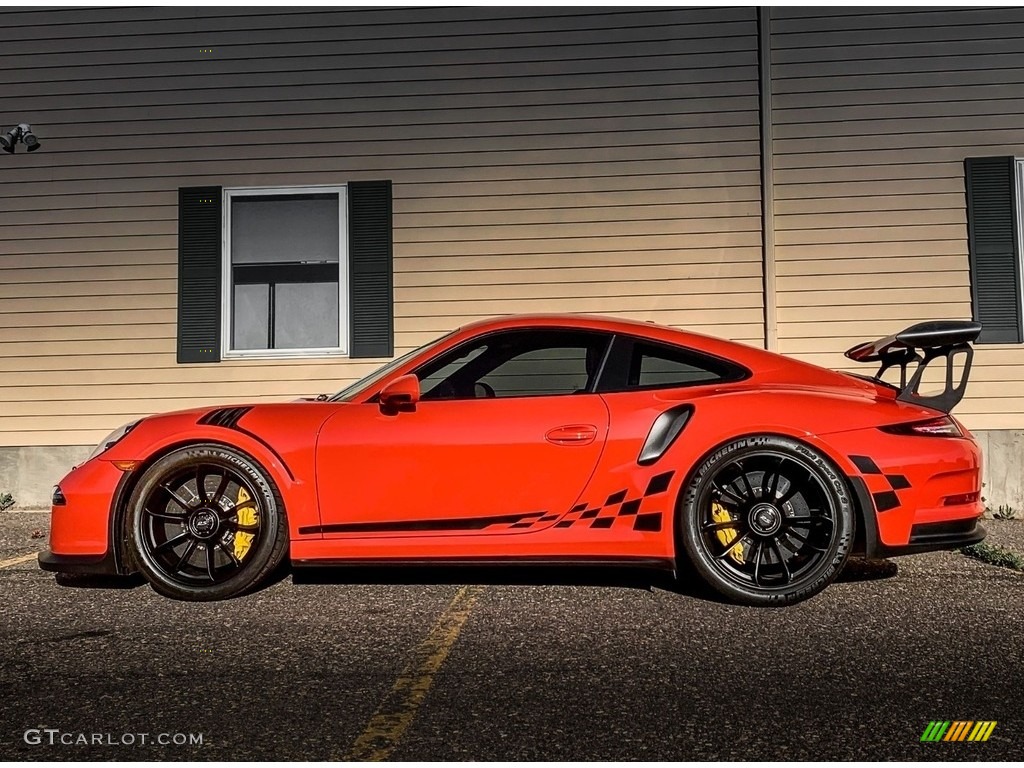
[623,340,747,390]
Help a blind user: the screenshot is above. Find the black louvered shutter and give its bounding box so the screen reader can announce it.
[965,157,1023,343]
[177,186,222,362]
[348,180,394,358]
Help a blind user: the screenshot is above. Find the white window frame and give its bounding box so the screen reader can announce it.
[221,184,349,359]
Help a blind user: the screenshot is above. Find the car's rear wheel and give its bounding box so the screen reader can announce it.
[679,435,854,606]
[126,444,287,601]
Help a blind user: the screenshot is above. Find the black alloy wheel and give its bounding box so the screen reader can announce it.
[127,444,287,601]
[679,435,855,606]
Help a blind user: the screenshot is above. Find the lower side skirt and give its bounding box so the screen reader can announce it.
[291,555,675,570]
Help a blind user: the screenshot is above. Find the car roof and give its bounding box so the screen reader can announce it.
[456,313,765,364]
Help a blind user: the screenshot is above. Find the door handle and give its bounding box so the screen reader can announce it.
[545,424,598,446]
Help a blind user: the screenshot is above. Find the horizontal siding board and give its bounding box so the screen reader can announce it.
[0,149,761,187]
[777,286,971,308]
[0,7,753,36]
[2,48,758,97]
[775,255,968,277]
[773,34,1024,65]
[774,129,1024,155]
[394,248,762,273]
[0,166,762,204]
[0,66,758,112]
[391,231,763,258]
[35,104,757,144]
[2,30,757,75]
[0,89,759,131]
[774,193,965,215]
[32,110,757,148]
[2,56,761,102]
[774,97,1024,125]
[775,209,963,230]
[2,135,762,172]
[773,20,1024,49]
[772,7,1024,31]
[779,302,973,323]
[774,225,967,246]
[774,179,965,201]
[777,272,967,293]
[773,52,1024,80]
[395,201,763,228]
[394,262,761,288]
[0,15,755,58]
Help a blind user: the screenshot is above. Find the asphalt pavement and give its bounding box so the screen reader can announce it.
[0,510,1021,760]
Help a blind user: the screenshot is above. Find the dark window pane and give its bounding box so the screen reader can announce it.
[274,282,339,349]
[631,342,726,388]
[417,330,609,400]
[480,347,590,396]
[231,195,339,264]
[233,283,269,350]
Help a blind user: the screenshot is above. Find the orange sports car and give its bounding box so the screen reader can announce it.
[39,314,985,605]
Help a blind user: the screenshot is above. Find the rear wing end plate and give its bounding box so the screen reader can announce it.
[844,320,983,414]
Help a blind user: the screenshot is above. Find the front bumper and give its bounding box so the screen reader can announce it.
[43,458,127,575]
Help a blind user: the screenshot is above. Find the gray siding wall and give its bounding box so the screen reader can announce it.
[770,7,1024,431]
[0,6,763,447]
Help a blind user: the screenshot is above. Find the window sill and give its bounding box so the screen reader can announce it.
[222,348,350,361]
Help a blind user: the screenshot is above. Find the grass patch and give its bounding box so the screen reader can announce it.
[961,542,1024,572]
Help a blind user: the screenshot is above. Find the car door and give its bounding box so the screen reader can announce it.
[314,329,612,536]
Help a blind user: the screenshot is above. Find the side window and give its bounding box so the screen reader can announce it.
[479,346,590,397]
[628,342,733,388]
[416,330,610,400]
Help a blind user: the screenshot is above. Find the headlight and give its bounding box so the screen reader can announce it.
[87,420,141,462]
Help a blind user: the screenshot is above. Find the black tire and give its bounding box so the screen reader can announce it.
[679,435,855,606]
[126,444,288,601]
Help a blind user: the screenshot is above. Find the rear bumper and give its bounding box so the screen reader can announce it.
[825,427,984,553]
[38,549,120,575]
[875,518,986,558]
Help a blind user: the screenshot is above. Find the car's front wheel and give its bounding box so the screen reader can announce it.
[679,435,855,606]
[126,444,287,601]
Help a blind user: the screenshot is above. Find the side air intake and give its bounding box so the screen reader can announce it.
[197,406,252,429]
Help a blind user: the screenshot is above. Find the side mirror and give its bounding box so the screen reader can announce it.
[379,374,420,413]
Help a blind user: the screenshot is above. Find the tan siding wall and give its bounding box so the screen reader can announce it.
[0,7,763,447]
[771,7,1024,431]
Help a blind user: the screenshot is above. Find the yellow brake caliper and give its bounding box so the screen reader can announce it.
[711,500,745,565]
[232,486,258,562]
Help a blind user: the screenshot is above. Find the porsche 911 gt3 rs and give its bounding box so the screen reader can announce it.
[40,314,986,605]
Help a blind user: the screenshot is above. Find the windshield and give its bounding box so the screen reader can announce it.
[328,331,456,402]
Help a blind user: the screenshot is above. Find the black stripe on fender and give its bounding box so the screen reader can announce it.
[645,472,674,495]
[298,512,542,536]
[872,491,901,512]
[850,455,883,475]
[885,474,911,490]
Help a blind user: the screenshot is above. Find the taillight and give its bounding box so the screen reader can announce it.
[880,416,963,438]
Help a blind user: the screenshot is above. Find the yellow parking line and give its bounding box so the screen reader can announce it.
[347,585,485,761]
[0,553,38,569]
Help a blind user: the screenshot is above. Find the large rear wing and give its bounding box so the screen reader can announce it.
[844,320,982,414]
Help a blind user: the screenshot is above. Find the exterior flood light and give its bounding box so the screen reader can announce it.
[1,123,41,153]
